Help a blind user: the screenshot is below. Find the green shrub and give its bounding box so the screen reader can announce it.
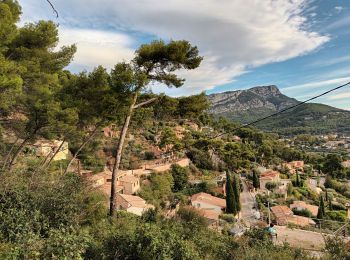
[220,214,236,223]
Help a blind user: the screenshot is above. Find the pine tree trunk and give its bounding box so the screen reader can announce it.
[43,138,66,170]
[63,126,99,175]
[8,136,31,171]
[109,93,138,217]
[1,138,19,171]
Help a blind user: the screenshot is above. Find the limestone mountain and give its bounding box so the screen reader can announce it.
[208,86,350,135]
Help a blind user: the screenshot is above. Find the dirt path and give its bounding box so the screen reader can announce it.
[275,226,325,251]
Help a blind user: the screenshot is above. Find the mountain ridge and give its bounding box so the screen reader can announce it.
[208,85,350,135]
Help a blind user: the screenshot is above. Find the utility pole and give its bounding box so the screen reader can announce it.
[268,201,271,224]
[267,189,271,224]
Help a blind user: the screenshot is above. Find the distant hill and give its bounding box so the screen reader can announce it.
[208,86,350,135]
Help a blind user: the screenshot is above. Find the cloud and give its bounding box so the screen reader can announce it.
[58,28,135,71]
[334,6,344,13]
[309,55,350,67]
[326,16,350,30]
[328,91,350,100]
[282,76,350,91]
[21,0,329,95]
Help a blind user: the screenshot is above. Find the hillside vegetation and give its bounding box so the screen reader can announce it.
[208,86,350,135]
[1,1,350,259]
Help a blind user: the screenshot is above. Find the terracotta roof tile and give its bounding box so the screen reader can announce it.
[290,201,319,216]
[191,192,226,208]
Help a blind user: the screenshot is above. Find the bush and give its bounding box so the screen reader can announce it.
[265,182,278,191]
[144,151,155,160]
[220,214,236,223]
[292,208,312,218]
[331,203,347,211]
[327,211,347,222]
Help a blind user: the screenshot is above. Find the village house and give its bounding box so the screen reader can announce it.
[118,175,140,195]
[283,161,304,174]
[290,201,319,217]
[198,208,220,227]
[191,192,226,213]
[87,170,140,195]
[116,194,154,216]
[190,192,226,227]
[271,205,315,227]
[259,170,280,190]
[34,140,69,161]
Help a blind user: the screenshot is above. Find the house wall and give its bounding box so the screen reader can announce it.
[150,158,190,172]
[121,181,140,195]
[127,206,146,216]
[191,201,222,213]
[93,177,105,188]
[53,142,69,161]
[116,195,129,210]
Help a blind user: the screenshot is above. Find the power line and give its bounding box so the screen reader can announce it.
[121,80,350,166]
[214,80,350,138]
[3,81,350,170]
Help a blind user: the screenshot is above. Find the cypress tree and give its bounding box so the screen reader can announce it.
[295,171,302,187]
[225,172,236,214]
[317,194,325,219]
[233,174,241,213]
[328,198,333,211]
[252,169,260,189]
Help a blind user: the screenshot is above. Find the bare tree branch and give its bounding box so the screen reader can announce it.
[133,97,157,109]
[46,0,59,18]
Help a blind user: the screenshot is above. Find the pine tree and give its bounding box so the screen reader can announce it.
[317,194,325,219]
[225,172,236,214]
[252,169,260,189]
[233,174,241,213]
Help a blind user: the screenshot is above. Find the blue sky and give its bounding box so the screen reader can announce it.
[20,0,350,110]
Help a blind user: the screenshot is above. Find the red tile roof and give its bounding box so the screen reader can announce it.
[290,201,319,216]
[260,170,280,179]
[191,192,226,209]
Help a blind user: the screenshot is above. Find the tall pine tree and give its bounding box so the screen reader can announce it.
[225,172,236,214]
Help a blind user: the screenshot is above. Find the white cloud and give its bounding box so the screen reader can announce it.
[326,16,350,30]
[328,91,350,100]
[310,55,350,67]
[282,76,350,91]
[58,28,135,70]
[21,0,329,95]
[334,6,344,12]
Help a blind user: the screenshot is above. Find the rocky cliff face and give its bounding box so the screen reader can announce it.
[208,85,299,115]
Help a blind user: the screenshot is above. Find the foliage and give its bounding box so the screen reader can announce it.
[252,168,260,189]
[139,172,174,207]
[265,182,278,191]
[317,194,325,219]
[225,172,236,214]
[292,208,312,218]
[323,154,344,178]
[325,236,350,260]
[170,164,189,192]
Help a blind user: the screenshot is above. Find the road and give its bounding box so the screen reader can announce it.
[240,179,258,227]
[240,179,327,252]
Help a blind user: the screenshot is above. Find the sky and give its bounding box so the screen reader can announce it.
[20,0,350,110]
